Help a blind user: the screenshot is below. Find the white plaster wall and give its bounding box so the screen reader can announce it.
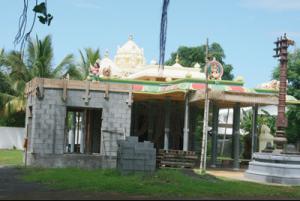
[0,127,25,150]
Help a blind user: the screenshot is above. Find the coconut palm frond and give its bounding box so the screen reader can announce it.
[65,64,84,80]
[3,96,26,116]
[0,92,16,108]
[0,48,4,66]
[79,50,88,78]
[53,54,75,78]
[26,38,37,68]
[31,35,54,78]
[11,80,26,95]
[4,51,32,82]
[79,48,100,79]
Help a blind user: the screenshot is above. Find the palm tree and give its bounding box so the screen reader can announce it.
[1,35,76,116]
[79,48,101,79]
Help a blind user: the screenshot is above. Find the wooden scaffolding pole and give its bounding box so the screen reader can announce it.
[200,38,210,173]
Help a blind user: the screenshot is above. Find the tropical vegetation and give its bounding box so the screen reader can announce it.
[78,48,101,80]
[165,43,234,80]
[0,35,77,127]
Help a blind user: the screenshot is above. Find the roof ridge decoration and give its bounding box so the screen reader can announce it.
[172,54,183,68]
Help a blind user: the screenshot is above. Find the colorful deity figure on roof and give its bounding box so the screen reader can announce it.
[87,59,101,81]
[90,59,101,76]
[207,59,223,80]
[102,66,112,78]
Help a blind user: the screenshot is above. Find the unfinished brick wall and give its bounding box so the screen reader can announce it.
[117,137,156,174]
[25,87,132,168]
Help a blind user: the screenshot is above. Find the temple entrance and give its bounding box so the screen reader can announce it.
[65,108,102,154]
[130,97,204,168]
[131,101,183,150]
[131,100,200,152]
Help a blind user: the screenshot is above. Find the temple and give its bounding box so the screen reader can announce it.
[24,36,299,170]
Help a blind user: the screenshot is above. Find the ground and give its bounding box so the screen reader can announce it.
[1,149,300,200]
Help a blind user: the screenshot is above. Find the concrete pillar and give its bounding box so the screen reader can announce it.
[80,111,86,154]
[211,102,219,168]
[233,103,241,170]
[71,112,76,153]
[251,104,258,158]
[164,100,171,150]
[183,94,190,151]
[148,102,154,142]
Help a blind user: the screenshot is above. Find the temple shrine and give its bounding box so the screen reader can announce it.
[24,36,299,173]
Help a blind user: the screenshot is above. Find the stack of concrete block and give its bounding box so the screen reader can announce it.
[117,136,156,174]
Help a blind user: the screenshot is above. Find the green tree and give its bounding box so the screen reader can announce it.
[78,48,101,80]
[273,49,300,143]
[165,42,234,80]
[0,35,77,126]
[241,109,276,158]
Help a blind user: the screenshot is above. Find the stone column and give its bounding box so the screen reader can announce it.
[71,112,76,153]
[211,102,219,168]
[232,103,241,170]
[251,104,258,157]
[183,94,190,151]
[164,100,171,150]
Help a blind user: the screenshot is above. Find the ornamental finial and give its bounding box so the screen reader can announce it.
[176,54,180,64]
[104,49,109,58]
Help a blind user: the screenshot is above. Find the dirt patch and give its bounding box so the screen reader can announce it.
[181,169,220,182]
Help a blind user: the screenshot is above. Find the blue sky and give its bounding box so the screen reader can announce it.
[1,0,300,87]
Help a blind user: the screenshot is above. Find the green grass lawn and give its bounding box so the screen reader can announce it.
[2,149,300,199]
[0,149,23,166]
[23,168,300,199]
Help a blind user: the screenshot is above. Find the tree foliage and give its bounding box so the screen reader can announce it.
[165,42,234,80]
[78,48,101,80]
[241,109,276,136]
[0,35,76,127]
[273,49,300,143]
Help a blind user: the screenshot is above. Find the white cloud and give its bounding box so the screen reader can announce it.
[240,0,300,11]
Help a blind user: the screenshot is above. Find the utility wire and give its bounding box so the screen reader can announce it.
[14,0,38,57]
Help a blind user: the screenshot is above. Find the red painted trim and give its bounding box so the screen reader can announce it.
[192,83,206,90]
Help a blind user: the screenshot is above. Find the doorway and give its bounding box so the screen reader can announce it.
[65,108,102,154]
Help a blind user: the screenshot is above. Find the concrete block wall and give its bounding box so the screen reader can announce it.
[117,137,156,174]
[27,89,66,155]
[66,90,131,157]
[26,86,132,168]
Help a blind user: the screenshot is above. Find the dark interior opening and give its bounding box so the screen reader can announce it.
[65,108,102,154]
